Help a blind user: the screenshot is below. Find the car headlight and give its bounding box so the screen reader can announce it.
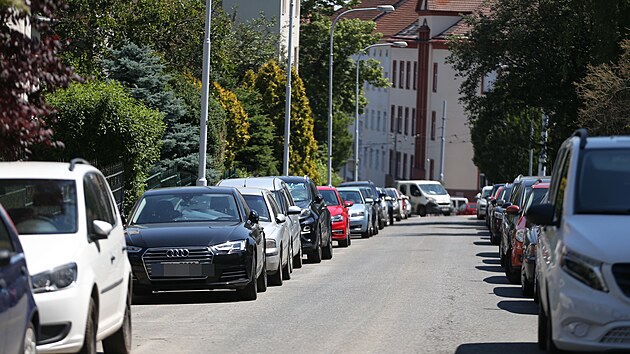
[428,197,436,203]
[210,240,246,255]
[32,263,78,294]
[561,248,608,292]
[479,199,487,206]
[350,212,365,217]
[265,239,278,256]
[515,229,525,243]
[125,245,143,253]
[301,225,312,233]
[331,215,343,222]
[300,208,311,218]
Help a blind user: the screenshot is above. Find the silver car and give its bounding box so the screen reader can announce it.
[337,187,372,239]
[236,187,292,286]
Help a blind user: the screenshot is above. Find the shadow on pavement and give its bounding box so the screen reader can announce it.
[476,252,499,258]
[482,258,501,265]
[473,240,493,246]
[493,286,527,299]
[388,232,480,237]
[475,265,504,273]
[132,289,243,305]
[454,342,543,354]
[483,276,511,285]
[497,300,538,315]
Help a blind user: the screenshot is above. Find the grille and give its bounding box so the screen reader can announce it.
[601,327,630,344]
[142,247,213,280]
[219,266,248,282]
[612,263,630,298]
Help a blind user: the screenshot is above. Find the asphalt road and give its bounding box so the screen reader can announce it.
[129,215,542,354]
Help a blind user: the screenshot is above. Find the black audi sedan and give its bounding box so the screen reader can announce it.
[124,186,267,301]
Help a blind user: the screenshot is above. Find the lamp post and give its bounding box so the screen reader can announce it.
[283,0,295,176]
[328,5,395,185]
[197,0,212,186]
[354,41,407,181]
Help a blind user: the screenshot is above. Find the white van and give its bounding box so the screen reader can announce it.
[395,180,453,216]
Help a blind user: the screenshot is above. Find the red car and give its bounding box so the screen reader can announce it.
[457,202,477,215]
[317,186,353,247]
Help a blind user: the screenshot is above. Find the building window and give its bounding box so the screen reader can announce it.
[399,61,405,89]
[432,63,438,92]
[404,107,409,135]
[396,151,402,179]
[382,151,386,170]
[389,149,393,175]
[431,111,436,140]
[410,155,414,178]
[390,105,395,133]
[406,61,411,89]
[429,159,435,180]
[397,106,403,133]
[377,111,381,132]
[413,61,417,90]
[392,61,397,87]
[383,111,387,131]
[412,108,416,135]
[371,110,375,129]
[403,153,408,179]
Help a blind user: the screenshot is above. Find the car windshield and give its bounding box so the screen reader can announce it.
[386,189,397,198]
[285,182,310,203]
[338,190,363,204]
[243,195,271,222]
[524,187,548,212]
[419,183,447,195]
[499,186,513,202]
[0,179,78,235]
[481,188,492,198]
[130,193,240,224]
[319,190,339,206]
[576,149,630,214]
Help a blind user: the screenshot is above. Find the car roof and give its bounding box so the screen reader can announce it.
[232,187,269,196]
[317,185,335,191]
[218,177,286,190]
[532,182,550,189]
[580,135,630,149]
[0,161,100,179]
[142,186,237,196]
[277,176,309,183]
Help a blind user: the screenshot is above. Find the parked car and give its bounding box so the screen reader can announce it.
[401,194,412,218]
[457,202,477,216]
[377,187,393,225]
[451,197,469,213]
[485,183,505,227]
[0,159,132,353]
[501,176,550,284]
[0,203,38,354]
[337,187,372,239]
[489,184,513,246]
[238,187,293,286]
[338,181,385,230]
[217,177,303,269]
[125,186,267,301]
[395,180,453,216]
[318,186,352,247]
[476,186,493,220]
[385,187,404,221]
[278,176,332,263]
[516,182,549,297]
[527,130,630,353]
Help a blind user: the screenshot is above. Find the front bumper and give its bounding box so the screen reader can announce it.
[549,266,630,352]
[331,219,347,240]
[129,248,254,291]
[349,216,369,234]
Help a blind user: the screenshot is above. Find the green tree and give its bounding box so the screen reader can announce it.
[41,80,165,209]
[576,39,630,135]
[299,11,388,171]
[213,82,250,169]
[448,0,630,170]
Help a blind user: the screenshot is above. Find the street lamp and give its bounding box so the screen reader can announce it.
[328,5,395,185]
[197,0,212,186]
[354,41,407,181]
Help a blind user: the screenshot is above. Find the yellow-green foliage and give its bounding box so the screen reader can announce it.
[213,82,250,169]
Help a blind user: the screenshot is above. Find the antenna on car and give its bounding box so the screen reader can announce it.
[69,158,91,171]
[572,129,588,149]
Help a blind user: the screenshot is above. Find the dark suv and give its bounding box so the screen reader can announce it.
[338,181,384,231]
[278,176,332,263]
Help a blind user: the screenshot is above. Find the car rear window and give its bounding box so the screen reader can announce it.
[576,149,630,214]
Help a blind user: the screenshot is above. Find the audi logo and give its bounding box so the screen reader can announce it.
[166,248,190,258]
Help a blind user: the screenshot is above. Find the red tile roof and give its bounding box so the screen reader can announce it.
[374,0,420,38]
[333,0,400,22]
[417,0,485,13]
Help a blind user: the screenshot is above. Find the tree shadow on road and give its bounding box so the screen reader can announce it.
[455,342,543,354]
[132,289,243,305]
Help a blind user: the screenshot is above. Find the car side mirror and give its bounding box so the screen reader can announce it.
[525,203,555,226]
[475,193,481,199]
[287,206,301,215]
[0,248,11,267]
[315,194,323,203]
[505,205,520,215]
[91,220,113,240]
[276,213,287,224]
[343,200,354,208]
[248,210,260,224]
[501,202,512,208]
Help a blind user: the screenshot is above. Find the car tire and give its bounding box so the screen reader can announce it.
[322,237,333,260]
[292,244,303,269]
[78,298,97,354]
[505,248,521,284]
[499,238,505,267]
[538,296,547,350]
[544,293,563,354]
[268,253,283,286]
[257,257,267,292]
[23,321,37,354]
[417,205,427,217]
[361,229,369,238]
[103,288,132,354]
[308,240,322,263]
[282,245,292,280]
[339,235,349,247]
[237,275,257,301]
[378,218,385,229]
[521,264,534,298]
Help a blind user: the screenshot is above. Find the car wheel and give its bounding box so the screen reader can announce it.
[339,235,349,247]
[293,244,303,269]
[521,264,534,298]
[499,238,505,267]
[23,321,37,354]
[282,244,292,280]
[308,240,322,263]
[505,248,521,284]
[322,237,333,260]
[538,296,547,350]
[417,205,427,217]
[268,252,283,286]
[103,287,132,354]
[378,217,385,229]
[257,257,268,292]
[361,228,370,239]
[544,295,563,353]
[78,298,97,354]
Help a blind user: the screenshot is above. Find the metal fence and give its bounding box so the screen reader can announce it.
[100,162,125,211]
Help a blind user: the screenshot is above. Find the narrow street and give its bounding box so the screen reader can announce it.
[130,216,541,354]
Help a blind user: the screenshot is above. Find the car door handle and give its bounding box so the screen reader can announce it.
[110,255,116,263]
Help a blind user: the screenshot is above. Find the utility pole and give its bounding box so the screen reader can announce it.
[538,112,548,176]
[197,0,212,186]
[528,117,534,176]
[282,0,294,176]
[439,100,446,183]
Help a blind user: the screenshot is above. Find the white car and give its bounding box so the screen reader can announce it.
[236,187,292,286]
[526,130,630,353]
[0,159,132,353]
[476,185,493,220]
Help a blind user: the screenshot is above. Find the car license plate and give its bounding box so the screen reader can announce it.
[152,262,214,277]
